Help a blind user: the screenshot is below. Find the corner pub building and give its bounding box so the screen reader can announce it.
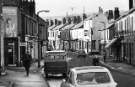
[2,0,48,67]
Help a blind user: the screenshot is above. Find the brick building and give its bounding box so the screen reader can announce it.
[2,0,48,67]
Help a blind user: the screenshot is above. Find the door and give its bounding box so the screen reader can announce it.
[4,38,18,66]
[7,43,15,64]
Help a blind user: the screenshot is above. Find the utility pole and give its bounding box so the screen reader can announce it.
[37,10,49,68]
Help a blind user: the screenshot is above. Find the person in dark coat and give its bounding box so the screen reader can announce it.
[22,51,32,76]
[92,55,99,66]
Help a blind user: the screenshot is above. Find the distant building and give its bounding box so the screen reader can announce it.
[115,8,135,65]
[91,7,108,54]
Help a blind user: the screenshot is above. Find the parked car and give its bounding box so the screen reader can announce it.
[60,66,117,87]
[44,50,69,77]
[76,50,87,57]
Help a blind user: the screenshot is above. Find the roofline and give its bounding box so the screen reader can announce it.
[71,66,109,71]
[115,8,135,22]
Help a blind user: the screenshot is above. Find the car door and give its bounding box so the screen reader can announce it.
[61,71,75,87]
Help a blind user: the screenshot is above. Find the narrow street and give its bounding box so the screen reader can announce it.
[46,66,135,87]
[0,0,135,87]
[1,52,135,87]
[68,52,135,87]
[111,69,135,87]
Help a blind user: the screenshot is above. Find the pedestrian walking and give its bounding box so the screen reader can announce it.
[92,55,99,66]
[22,51,32,76]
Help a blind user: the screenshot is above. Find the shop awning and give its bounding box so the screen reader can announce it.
[105,38,118,49]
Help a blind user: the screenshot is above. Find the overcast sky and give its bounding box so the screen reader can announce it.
[35,0,129,17]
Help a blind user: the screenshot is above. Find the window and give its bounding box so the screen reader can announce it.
[125,20,126,34]
[128,17,130,33]
[126,18,128,34]
[121,21,123,34]
[76,72,110,85]
[46,52,66,61]
[84,30,88,36]
[131,16,134,33]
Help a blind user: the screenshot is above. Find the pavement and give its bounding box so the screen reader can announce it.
[69,51,135,77]
[99,57,135,77]
[0,60,49,87]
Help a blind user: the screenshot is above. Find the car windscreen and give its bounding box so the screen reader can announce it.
[45,55,66,61]
[76,72,110,85]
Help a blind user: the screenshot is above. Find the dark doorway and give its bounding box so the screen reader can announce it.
[4,37,18,66]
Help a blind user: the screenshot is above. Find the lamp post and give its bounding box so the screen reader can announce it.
[37,10,49,68]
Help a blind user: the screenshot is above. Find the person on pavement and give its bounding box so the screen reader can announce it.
[22,51,32,76]
[92,55,99,66]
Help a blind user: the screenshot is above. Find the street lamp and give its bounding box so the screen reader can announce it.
[37,10,50,68]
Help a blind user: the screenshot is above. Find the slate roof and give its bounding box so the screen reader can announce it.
[48,25,56,30]
[52,24,66,30]
[72,22,83,29]
[63,23,75,30]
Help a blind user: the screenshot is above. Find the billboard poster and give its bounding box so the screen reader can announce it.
[3,7,17,37]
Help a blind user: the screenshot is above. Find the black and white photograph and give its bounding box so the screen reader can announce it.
[0,0,134,87]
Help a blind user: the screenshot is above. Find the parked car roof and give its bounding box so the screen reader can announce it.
[71,66,110,73]
[46,50,65,53]
[45,50,67,56]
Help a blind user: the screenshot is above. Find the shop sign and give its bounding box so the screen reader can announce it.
[3,7,17,37]
[20,42,27,46]
[8,43,14,45]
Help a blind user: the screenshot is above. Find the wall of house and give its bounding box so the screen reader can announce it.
[2,0,48,67]
[115,10,135,65]
[92,12,108,53]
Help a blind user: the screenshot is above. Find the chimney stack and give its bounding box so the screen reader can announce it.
[129,0,135,9]
[108,10,114,20]
[114,7,120,20]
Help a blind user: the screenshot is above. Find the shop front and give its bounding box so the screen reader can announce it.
[4,37,19,66]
